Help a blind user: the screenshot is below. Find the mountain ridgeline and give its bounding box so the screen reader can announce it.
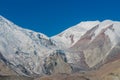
[0,15,120,80]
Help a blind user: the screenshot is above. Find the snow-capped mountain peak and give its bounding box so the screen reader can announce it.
[51,21,100,48]
[0,16,57,76]
[0,16,120,78]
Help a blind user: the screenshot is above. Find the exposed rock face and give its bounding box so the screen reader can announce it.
[83,25,112,68]
[69,21,120,70]
[36,59,120,80]
[43,50,72,75]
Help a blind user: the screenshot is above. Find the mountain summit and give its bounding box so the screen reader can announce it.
[0,16,120,80]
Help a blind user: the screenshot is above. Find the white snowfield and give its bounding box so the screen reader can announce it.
[0,15,120,76]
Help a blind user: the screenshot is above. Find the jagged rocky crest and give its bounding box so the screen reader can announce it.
[0,16,120,80]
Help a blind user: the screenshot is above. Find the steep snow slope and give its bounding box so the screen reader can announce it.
[0,16,57,76]
[51,21,100,48]
[69,20,120,68]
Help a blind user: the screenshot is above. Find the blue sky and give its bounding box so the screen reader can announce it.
[0,0,120,36]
